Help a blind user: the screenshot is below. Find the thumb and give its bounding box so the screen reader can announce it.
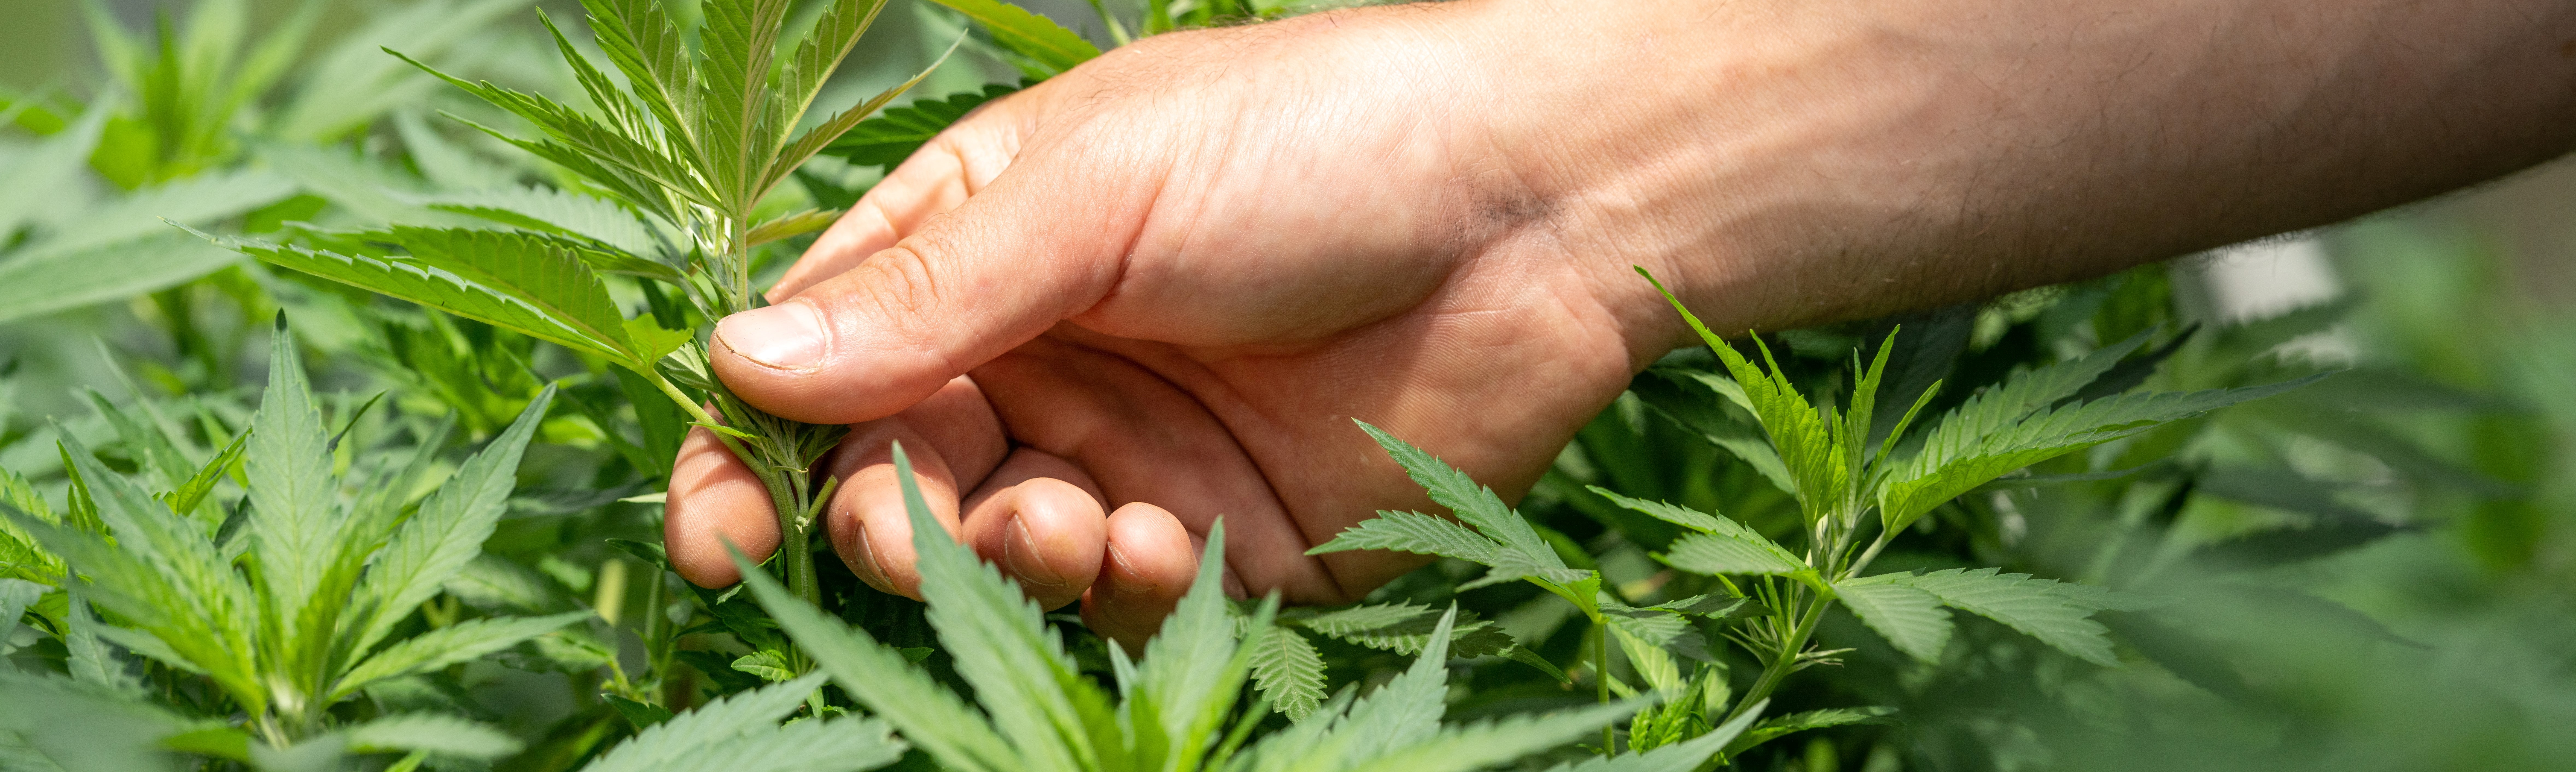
[710,149,1146,425]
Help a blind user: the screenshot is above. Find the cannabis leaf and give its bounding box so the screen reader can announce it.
[1312,421,1597,603]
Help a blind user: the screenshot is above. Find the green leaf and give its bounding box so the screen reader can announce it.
[1637,269,1846,516]
[1354,421,1562,568]
[421,185,668,262]
[693,0,795,208]
[1897,568,2122,667]
[1879,373,2326,532]
[1288,603,1518,659]
[1659,531,1807,578]
[1831,578,1950,663]
[605,694,676,730]
[765,39,952,194]
[63,594,142,697]
[1137,519,1263,767]
[343,714,523,760]
[332,612,591,699]
[0,233,243,324]
[1283,607,1460,765]
[779,0,895,126]
[1339,699,1653,772]
[922,0,1100,74]
[0,100,107,241]
[1633,368,1795,494]
[736,549,1018,772]
[0,672,188,772]
[1245,625,1327,721]
[196,228,637,366]
[1587,487,1730,534]
[743,208,840,247]
[896,442,1094,772]
[1720,706,1898,757]
[386,227,647,361]
[1534,701,1768,772]
[579,673,903,772]
[730,650,796,682]
[42,432,261,706]
[1307,510,1499,565]
[246,322,341,650]
[0,578,43,659]
[2050,582,2178,613]
[823,84,1016,167]
[351,387,555,659]
[163,429,247,519]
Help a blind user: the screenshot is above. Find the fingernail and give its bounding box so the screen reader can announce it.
[1003,518,1067,588]
[1106,544,1153,596]
[715,303,827,371]
[851,522,891,587]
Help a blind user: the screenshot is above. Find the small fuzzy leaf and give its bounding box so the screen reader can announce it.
[1246,625,1327,721]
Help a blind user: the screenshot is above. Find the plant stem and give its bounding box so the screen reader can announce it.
[1724,591,1830,725]
[1596,619,1614,752]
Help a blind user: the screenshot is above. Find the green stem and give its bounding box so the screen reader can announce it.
[1724,592,1830,725]
[1596,618,1614,752]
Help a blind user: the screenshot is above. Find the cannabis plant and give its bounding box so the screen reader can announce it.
[726,443,1776,772]
[192,0,953,620]
[0,323,584,768]
[1301,269,2323,757]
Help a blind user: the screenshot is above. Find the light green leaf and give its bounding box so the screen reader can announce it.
[385,227,644,360]
[0,100,106,241]
[198,229,632,365]
[0,578,43,662]
[576,674,888,772]
[1308,510,1499,566]
[764,37,950,194]
[730,650,796,682]
[1832,579,1950,663]
[1659,531,1807,578]
[0,234,243,324]
[63,594,142,697]
[1137,517,1261,767]
[273,0,523,140]
[823,84,1015,167]
[351,388,554,659]
[1898,568,2121,667]
[1246,626,1327,721]
[779,0,895,126]
[1720,706,1897,758]
[0,672,188,772]
[575,0,701,158]
[1289,603,1518,659]
[743,208,841,247]
[421,185,667,261]
[2051,582,2179,613]
[1587,487,1729,534]
[895,442,1091,772]
[343,714,523,760]
[247,323,340,647]
[601,715,904,772]
[1878,374,2326,531]
[1353,421,1563,570]
[694,0,796,208]
[1284,607,1460,766]
[45,433,260,705]
[921,0,1100,74]
[1638,270,1847,516]
[1535,701,1768,772]
[332,612,591,699]
[18,169,295,261]
[393,110,518,190]
[1340,699,1652,772]
[736,550,1018,772]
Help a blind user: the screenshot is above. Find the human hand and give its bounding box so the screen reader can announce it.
[661,2,1695,647]
[662,0,2576,647]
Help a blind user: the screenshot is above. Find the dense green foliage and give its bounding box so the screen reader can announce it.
[3,1,2571,771]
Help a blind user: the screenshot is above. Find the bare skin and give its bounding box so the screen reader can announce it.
[664,0,2576,647]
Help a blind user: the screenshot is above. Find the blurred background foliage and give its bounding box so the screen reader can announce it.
[3,1,2572,770]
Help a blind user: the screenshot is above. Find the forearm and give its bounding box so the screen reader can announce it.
[1465,0,2576,345]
